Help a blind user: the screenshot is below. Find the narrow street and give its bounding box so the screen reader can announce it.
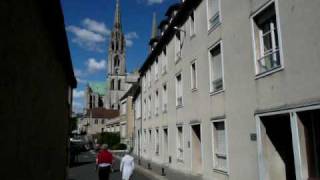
[68,151,151,180]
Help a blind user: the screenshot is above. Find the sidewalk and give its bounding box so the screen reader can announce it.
[133,155,203,180]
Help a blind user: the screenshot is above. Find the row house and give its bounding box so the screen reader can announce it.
[134,0,320,180]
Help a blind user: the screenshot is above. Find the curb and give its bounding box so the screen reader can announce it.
[114,155,167,180]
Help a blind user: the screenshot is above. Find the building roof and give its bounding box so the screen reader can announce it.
[85,108,119,119]
[139,0,202,75]
[120,82,140,101]
[88,82,107,96]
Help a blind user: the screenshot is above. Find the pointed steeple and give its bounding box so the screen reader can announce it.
[113,0,121,29]
[151,12,158,39]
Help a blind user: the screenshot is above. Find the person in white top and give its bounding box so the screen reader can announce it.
[120,151,135,180]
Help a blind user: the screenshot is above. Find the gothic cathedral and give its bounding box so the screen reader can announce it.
[105,0,137,110]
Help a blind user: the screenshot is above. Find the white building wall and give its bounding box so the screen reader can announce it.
[134,0,320,180]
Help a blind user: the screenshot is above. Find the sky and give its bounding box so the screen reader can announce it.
[60,0,179,113]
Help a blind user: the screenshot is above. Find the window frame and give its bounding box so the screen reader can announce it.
[206,0,222,31]
[211,119,229,173]
[176,125,184,161]
[175,72,183,107]
[189,10,196,37]
[190,60,198,91]
[250,0,284,78]
[208,40,225,94]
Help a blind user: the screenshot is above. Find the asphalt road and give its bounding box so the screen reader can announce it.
[68,150,151,180]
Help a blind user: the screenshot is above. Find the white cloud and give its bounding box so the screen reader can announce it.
[66,18,111,52]
[66,25,106,52]
[82,18,111,36]
[125,32,139,47]
[73,90,85,99]
[86,58,106,73]
[147,0,164,5]
[73,100,84,113]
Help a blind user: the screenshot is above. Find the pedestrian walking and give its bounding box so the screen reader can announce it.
[120,150,135,180]
[96,144,113,180]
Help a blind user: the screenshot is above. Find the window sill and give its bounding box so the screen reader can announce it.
[208,22,221,35]
[210,89,224,96]
[190,34,196,40]
[191,88,198,93]
[176,105,184,109]
[255,66,284,80]
[212,168,228,176]
[177,159,184,163]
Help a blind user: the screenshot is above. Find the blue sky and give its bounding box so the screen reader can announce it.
[60,0,179,112]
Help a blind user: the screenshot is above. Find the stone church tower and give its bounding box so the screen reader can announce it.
[106,0,128,110]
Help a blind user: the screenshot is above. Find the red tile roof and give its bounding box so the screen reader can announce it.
[85,108,119,119]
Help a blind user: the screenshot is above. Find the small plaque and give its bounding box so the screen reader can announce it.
[250,133,257,141]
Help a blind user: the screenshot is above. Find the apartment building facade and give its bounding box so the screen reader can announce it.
[134,0,320,180]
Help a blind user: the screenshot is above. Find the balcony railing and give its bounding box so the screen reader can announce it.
[257,49,280,73]
[163,104,167,113]
[177,97,183,107]
[209,12,220,29]
[212,78,223,92]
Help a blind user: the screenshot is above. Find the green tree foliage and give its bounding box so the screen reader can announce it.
[97,132,120,148]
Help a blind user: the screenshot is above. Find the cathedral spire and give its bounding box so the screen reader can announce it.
[113,0,121,29]
[151,12,158,39]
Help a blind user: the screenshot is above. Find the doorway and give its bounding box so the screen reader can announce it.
[191,124,202,174]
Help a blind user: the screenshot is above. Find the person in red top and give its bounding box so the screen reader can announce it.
[96,144,113,180]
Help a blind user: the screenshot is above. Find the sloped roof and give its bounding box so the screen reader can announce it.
[85,108,119,119]
[88,82,108,96]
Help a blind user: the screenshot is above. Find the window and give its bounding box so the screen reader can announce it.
[142,75,146,92]
[111,79,115,90]
[155,59,159,80]
[95,119,98,124]
[177,126,183,160]
[147,69,151,88]
[212,121,227,171]
[149,129,152,146]
[162,48,168,74]
[101,119,105,124]
[121,101,126,115]
[175,31,182,62]
[209,43,223,93]
[118,79,121,90]
[175,73,183,107]
[191,61,197,90]
[143,99,146,120]
[252,3,281,74]
[162,84,168,113]
[148,95,151,118]
[155,129,160,155]
[190,11,195,36]
[207,0,221,29]
[155,90,159,116]
[135,95,141,119]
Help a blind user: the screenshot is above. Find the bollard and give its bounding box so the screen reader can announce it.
[161,167,166,176]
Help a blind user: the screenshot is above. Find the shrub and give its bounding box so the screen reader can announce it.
[97,132,120,148]
[112,143,127,150]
